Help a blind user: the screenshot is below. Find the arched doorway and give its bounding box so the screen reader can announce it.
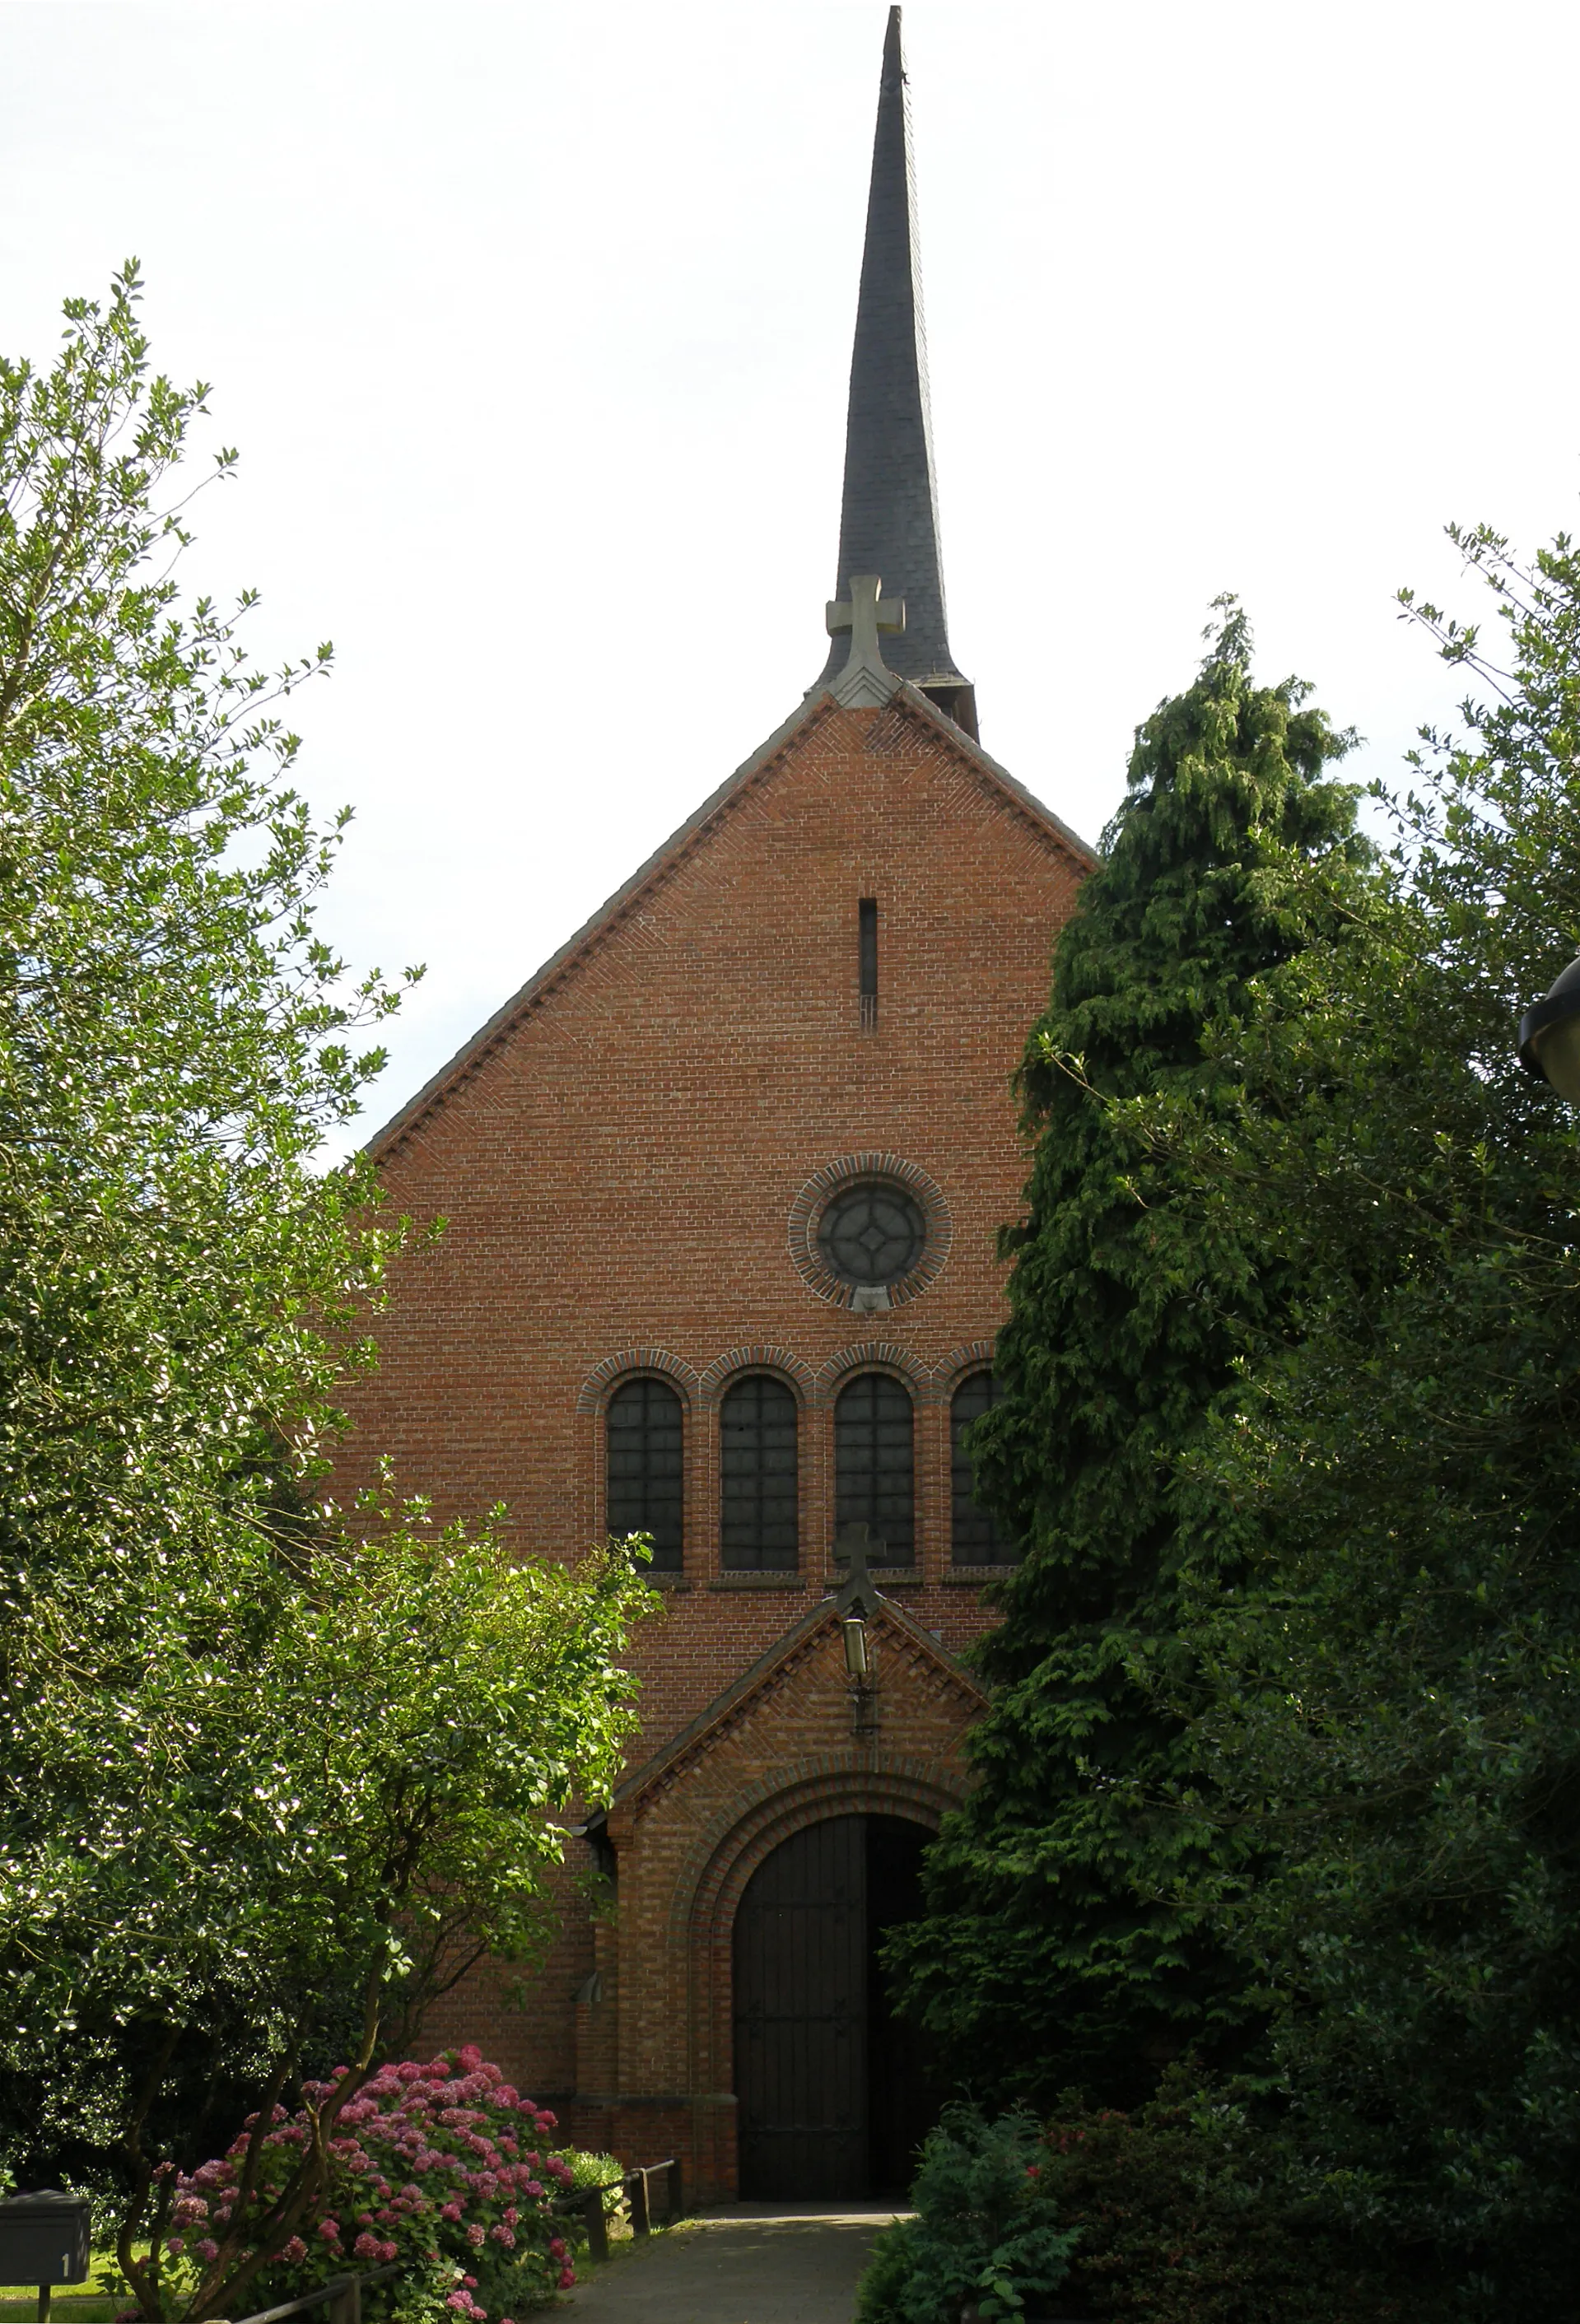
[732,1813,939,2198]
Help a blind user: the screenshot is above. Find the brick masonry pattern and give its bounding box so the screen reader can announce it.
[338,695,1087,2196]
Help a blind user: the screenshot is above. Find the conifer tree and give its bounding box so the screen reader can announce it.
[886,606,1365,2106]
[1154,526,1580,2312]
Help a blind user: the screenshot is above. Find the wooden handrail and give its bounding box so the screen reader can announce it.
[229,2261,402,2324]
[553,2159,683,2262]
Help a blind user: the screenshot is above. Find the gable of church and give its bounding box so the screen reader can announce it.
[370,687,1092,1172]
[609,1586,986,1833]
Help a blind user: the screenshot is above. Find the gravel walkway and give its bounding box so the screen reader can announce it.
[558,2202,904,2324]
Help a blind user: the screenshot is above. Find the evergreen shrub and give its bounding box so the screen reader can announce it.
[854,2107,1075,2324]
[859,2075,1443,2324]
[1038,2075,1438,2323]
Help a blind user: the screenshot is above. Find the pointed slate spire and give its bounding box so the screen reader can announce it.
[818,7,976,736]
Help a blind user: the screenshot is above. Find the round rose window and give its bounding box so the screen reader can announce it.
[816,1181,926,1288]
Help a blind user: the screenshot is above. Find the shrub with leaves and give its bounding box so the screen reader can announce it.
[152,2050,582,2322]
[1038,2075,1436,2323]
[6,1501,652,2322]
[855,2107,1074,2324]
[860,2079,1439,2324]
[543,2147,627,2230]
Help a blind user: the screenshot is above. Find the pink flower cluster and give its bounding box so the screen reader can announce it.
[165,2049,581,2316]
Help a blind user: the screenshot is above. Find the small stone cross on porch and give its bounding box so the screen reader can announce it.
[832,1518,886,1614]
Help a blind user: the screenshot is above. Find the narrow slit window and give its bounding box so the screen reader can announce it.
[859,897,878,1030]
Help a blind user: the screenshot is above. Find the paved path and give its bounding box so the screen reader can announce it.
[560,2202,906,2324]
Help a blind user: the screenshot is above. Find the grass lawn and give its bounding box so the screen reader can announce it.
[1,2248,124,2323]
[0,2299,120,2323]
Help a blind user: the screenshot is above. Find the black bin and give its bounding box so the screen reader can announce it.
[0,2192,91,2286]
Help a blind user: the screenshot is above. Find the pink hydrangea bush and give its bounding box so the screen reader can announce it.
[164,2048,581,2317]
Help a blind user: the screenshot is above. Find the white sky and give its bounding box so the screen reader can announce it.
[3,0,1578,1141]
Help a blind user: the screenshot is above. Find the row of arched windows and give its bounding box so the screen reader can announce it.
[605,1369,1016,1572]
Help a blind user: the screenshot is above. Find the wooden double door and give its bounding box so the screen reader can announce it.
[732,1814,939,2198]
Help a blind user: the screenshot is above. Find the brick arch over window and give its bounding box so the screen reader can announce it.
[697,1346,817,1408]
[677,1760,963,2126]
[813,1340,935,1407]
[930,1339,998,1398]
[576,1348,700,1415]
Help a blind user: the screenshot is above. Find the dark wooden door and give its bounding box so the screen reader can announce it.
[866,1815,941,2191]
[733,1815,868,2197]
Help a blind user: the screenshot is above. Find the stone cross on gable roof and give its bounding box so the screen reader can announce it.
[826,575,905,707]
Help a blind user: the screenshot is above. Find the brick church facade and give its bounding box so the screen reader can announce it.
[343,9,1093,2203]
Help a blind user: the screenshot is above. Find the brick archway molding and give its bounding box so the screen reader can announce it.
[675,1757,962,2190]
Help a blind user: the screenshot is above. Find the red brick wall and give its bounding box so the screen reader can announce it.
[337,692,1088,2186]
[585,1597,986,2196]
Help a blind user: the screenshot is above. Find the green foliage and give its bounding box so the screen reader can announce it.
[5,1482,650,2316]
[850,2219,917,2324]
[887,607,1366,2104]
[0,265,408,1581]
[854,2107,1075,2324]
[861,2079,1438,2324]
[1142,525,1580,2316]
[545,2147,627,2229]
[1041,2074,1433,2323]
[152,2051,580,2322]
[0,274,659,2318]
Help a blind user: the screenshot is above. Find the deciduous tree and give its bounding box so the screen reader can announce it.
[0,272,656,2316]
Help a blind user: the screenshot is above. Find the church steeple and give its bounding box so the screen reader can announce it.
[818,6,976,738]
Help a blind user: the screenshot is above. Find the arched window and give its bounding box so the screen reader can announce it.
[605,1376,684,1572]
[720,1375,799,1570]
[835,1372,914,1564]
[951,1371,1017,1564]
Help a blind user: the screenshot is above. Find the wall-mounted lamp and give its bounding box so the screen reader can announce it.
[843,1614,878,1735]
